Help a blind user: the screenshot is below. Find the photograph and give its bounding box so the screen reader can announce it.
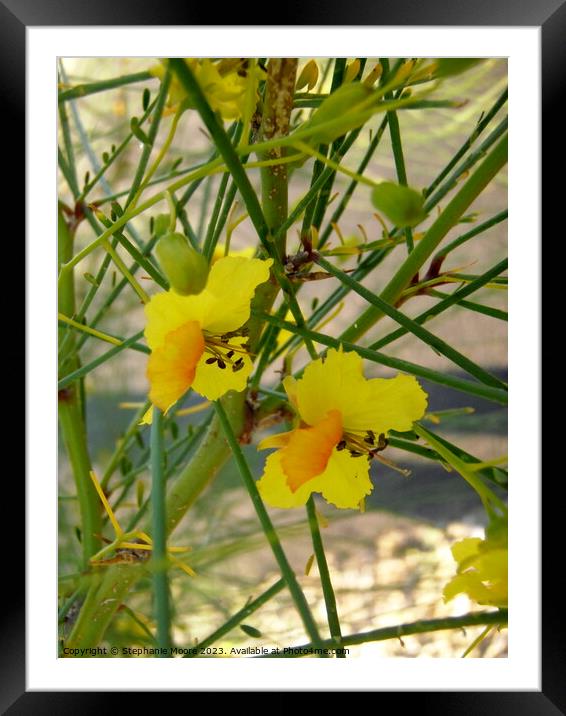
[57,56,509,660]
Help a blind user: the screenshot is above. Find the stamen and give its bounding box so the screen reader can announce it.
[339,430,389,460]
[203,328,253,373]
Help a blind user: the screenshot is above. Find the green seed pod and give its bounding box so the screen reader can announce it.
[155,232,210,295]
[306,82,375,144]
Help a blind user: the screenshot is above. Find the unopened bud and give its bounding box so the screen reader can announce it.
[305,82,374,144]
[155,232,209,295]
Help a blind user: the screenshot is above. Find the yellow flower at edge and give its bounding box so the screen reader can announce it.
[151,58,266,121]
[256,348,428,510]
[443,518,508,608]
[144,256,272,414]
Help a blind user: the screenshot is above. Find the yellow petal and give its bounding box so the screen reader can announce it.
[257,430,294,450]
[144,290,200,351]
[200,256,273,334]
[257,445,372,510]
[295,347,427,434]
[344,59,361,83]
[294,348,368,426]
[257,451,323,508]
[316,448,373,509]
[282,375,299,409]
[280,410,343,492]
[144,257,272,350]
[346,374,429,434]
[443,573,493,604]
[147,321,205,411]
[139,406,154,425]
[191,336,252,401]
[451,537,482,566]
[469,549,508,582]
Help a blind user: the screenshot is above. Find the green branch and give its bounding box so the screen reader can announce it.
[59,70,155,102]
[150,408,172,652]
[306,497,344,656]
[260,609,507,657]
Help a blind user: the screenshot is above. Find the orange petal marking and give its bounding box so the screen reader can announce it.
[147,320,205,411]
[281,409,343,492]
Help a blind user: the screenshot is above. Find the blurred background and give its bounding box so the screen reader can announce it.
[59,58,507,657]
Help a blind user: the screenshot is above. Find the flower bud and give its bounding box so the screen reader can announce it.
[306,82,375,144]
[155,232,209,295]
[371,182,428,228]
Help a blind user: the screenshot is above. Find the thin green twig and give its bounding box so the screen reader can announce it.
[306,497,344,656]
[150,408,172,652]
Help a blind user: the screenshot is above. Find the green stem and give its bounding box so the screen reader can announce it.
[340,134,508,342]
[215,402,324,652]
[435,296,507,321]
[260,609,507,657]
[58,206,101,567]
[381,58,414,253]
[164,392,245,534]
[184,579,286,656]
[432,210,507,262]
[59,70,154,102]
[306,497,344,656]
[58,107,79,196]
[259,59,298,257]
[150,408,172,652]
[126,69,172,209]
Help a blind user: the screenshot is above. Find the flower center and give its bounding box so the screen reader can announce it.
[336,429,388,460]
[202,327,251,373]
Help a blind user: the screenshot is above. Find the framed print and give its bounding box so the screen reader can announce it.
[9,0,554,708]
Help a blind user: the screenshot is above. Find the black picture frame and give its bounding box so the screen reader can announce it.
[11,0,552,709]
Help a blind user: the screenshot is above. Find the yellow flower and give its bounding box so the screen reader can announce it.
[443,518,508,608]
[151,58,265,121]
[256,348,428,509]
[144,256,272,413]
